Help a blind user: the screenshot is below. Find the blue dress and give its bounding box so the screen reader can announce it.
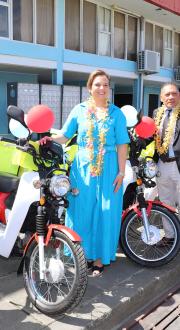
[61,102,130,265]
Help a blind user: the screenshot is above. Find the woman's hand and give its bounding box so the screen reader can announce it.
[113,172,124,193]
[39,136,52,145]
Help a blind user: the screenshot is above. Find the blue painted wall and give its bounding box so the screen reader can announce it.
[0,39,58,61]
[63,50,137,72]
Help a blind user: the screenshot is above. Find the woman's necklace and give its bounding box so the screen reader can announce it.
[86,96,109,176]
[154,104,180,155]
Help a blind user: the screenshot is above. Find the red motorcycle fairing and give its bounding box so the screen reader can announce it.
[37,224,82,246]
[0,192,10,224]
[146,200,177,214]
[24,224,81,253]
[122,200,177,221]
[17,224,82,275]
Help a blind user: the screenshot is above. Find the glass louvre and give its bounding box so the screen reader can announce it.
[36,0,54,46]
[83,1,96,53]
[164,49,172,67]
[155,25,163,66]
[0,5,8,37]
[13,0,33,42]
[127,16,137,61]
[65,0,80,50]
[114,11,125,59]
[145,22,153,50]
[99,7,111,56]
[174,32,180,67]
[163,29,172,67]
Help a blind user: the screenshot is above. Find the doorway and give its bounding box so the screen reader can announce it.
[148,94,159,117]
[114,94,133,108]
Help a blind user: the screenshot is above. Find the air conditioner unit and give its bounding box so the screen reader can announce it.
[174,66,180,82]
[138,50,160,74]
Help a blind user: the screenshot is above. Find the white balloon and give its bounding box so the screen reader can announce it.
[120,105,138,127]
[9,119,29,138]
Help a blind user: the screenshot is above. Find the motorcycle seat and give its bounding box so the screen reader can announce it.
[0,172,20,192]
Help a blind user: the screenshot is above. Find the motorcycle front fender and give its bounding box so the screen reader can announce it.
[44,224,81,245]
[148,200,177,214]
[122,203,139,221]
[17,225,81,275]
[122,200,177,222]
[17,234,35,275]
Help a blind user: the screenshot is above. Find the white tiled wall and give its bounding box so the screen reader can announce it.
[81,87,89,102]
[16,84,114,130]
[61,86,80,127]
[41,84,61,129]
[17,83,39,113]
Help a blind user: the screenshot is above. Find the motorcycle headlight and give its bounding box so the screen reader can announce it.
[50,175,70,197]
[143,160,158,179]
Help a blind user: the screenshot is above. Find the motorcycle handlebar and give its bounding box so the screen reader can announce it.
[16,144,35,155]
[0,136,17,144]
[0,136,28,146]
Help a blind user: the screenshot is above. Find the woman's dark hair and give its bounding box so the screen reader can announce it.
[87,69,110,90]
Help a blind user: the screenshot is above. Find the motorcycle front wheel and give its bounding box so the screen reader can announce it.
[23,230,88,315]
[120,204,180,267]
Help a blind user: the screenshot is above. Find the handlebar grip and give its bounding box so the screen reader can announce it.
[0,136,17,144]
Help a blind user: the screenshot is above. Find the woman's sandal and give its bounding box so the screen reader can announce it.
[87,261,93,270]
[92,265,104,277]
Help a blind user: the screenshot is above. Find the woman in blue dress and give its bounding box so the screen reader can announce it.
[40,70,130,276]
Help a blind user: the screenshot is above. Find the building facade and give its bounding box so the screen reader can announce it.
[0,0,179,133]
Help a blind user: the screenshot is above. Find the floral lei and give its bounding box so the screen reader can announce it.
[86,96,109,176]
[154,103,180,154]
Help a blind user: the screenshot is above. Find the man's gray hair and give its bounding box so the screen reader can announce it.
[160,82,179,95]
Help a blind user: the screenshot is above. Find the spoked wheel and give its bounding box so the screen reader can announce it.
[23,230,88,315]
[120,204,180,267]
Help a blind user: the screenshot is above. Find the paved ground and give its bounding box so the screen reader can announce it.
[0,249,180,330]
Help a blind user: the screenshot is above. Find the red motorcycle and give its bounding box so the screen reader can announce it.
[120,131,180,267]
[0,105,88,315]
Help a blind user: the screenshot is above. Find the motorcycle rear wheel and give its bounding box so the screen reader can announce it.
[120,204,180,267]
[23,230,88,315]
